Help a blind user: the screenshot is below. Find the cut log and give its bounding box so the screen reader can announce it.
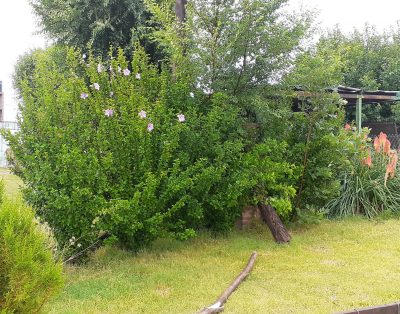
[258,202,291,243]
[199,251,258,314]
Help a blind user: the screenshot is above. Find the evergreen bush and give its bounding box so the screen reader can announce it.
[0,200,63,313]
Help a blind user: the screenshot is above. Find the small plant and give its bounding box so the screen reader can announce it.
[0,199,64,313]
[325,130,400,218]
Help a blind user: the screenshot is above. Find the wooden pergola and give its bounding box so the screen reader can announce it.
[296,85,400,134]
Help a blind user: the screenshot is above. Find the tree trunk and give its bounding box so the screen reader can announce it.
[199,252,258,314]
[258,202,291,243]
[175,0,187,23]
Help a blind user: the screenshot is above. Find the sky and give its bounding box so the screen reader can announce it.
[1,0,400,121]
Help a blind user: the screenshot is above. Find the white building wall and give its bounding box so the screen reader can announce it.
[0,121,18,168]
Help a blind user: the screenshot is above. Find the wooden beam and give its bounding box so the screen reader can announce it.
[295,91,398,101]
[338,93,398,101]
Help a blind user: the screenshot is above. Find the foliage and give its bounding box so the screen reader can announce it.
[281,49,350,213]
[147,0,313,100]
[326,131,400,218]
[6,45,297,252]
[317,25,400,122]
[30,0,163,60]
[0,199,63,313]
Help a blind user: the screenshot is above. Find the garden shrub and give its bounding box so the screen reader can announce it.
[0,199,63,313]
[325,130,400,217]
[6,46,298,252]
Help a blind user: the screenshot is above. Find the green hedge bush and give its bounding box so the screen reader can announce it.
[6,45,298,252]
[0,199,63,313]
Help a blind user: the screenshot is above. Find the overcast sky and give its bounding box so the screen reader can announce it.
[1,0,400,121]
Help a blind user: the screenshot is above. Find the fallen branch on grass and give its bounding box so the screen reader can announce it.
[198,251,258,314]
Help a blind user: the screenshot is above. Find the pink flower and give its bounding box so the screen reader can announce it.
[92,83,100,90]
[138,110,147,119]
[123,68,131,76]
[135,73,141,80]
[104,109,114,117]
[97,64,103,73]
[147,123,154,132]
[177,114,185,122]
[344,123,351,131]
[80,92,88,99]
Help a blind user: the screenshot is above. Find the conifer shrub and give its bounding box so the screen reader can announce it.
[0,199,63,313]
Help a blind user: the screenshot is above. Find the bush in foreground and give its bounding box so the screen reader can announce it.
[0,199,63,313]
[5,46,298,252]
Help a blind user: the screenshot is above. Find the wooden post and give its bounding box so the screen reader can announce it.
[356,95,362,134]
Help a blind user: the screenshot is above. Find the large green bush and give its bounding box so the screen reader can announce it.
[0,200,63,313]
[6,46,297,251]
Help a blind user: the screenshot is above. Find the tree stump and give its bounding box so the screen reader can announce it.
[258,202,291,243]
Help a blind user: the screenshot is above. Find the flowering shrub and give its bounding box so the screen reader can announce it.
[325,129,400,217]
[6,46,297,251]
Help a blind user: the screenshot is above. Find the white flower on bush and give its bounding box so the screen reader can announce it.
[123,68,131,76]
[69,236,76,245]
[80,92,88,99]
[97,64,103,73]
[177,114,185,122]
[190,92,194,98]
[147,123,154,132]
[135,73,141,80]
[91,83,100,90]
[138,110,147,119]
[104,109,114,117]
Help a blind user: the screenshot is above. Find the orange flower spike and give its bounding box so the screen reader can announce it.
[378,132,387,143]
[362,155,372,167]
[384,138,391,155]
[374,136,381,153]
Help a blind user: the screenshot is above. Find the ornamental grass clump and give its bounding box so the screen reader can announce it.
[326,129,400,218]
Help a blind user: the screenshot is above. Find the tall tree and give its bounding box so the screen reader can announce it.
[148,0,313,100]
[30,0,162,60]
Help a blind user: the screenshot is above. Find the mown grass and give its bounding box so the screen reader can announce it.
[43,218,400,314]
[2,171,400,313]
[0,168,22,198]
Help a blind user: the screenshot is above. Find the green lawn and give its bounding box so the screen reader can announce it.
[2,171,400,313]
[0,168,22,198]
[42,219,400,314]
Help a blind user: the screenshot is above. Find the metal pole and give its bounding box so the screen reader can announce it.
[356,95,362,134]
